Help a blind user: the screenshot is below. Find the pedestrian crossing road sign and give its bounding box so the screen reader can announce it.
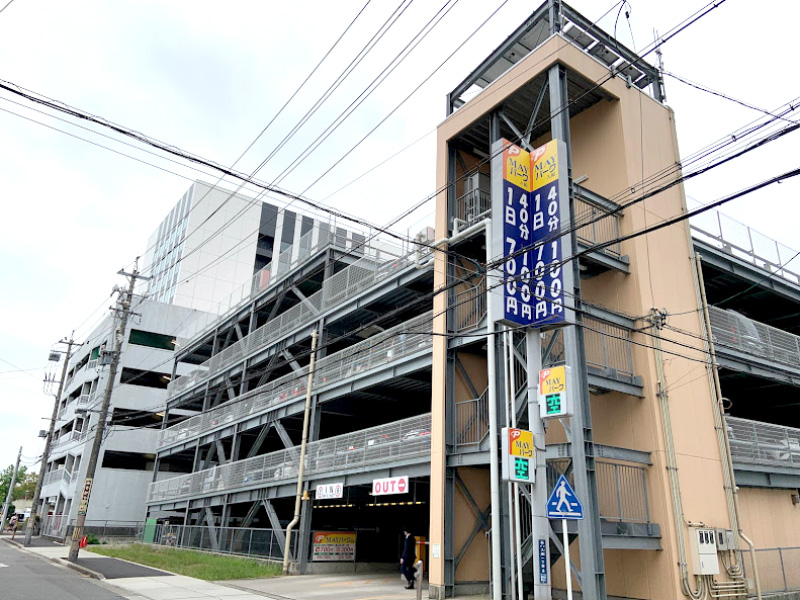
[546,475,584,519]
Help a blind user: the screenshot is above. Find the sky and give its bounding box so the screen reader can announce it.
[0,0,798,473]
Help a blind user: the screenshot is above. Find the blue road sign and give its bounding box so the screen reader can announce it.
[546,475,584,519]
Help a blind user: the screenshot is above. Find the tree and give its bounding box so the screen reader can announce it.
[13,470,37,502]
[1,464,28,518]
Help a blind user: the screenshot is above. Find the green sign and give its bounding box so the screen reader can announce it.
[514,457,530,480]
[545,393,563,415]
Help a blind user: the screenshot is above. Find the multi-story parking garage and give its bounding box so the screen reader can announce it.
[145,2,800,598]
[147,224,437,569]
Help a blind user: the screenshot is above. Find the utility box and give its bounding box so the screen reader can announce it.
[689,527,720,575]
[715,528,735,551]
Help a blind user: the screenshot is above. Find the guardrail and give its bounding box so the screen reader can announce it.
[736,546,800,593]
[149,413,432,504]
[727,417,800,469]
[455,390,489,447]
[709,306,800,369]
[690,202,800,287]
[583,316,636,380]
[574,195,622,257]
[43,468,71,486]
[159,314,433,449]
[176,226,337,345]
[450,283,486,333]
[167,241,428,399]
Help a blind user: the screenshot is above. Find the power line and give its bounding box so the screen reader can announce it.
[663,70,798,124]
[0,0,17,16]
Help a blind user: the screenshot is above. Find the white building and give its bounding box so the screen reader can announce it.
[39,298,209,537]
[142,181,368,317]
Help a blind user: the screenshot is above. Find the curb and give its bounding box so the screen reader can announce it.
[2,536,106,580]
[56,557,106,580]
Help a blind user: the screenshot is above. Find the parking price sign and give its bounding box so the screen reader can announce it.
[501,427,535,484]
[490,139,569,330]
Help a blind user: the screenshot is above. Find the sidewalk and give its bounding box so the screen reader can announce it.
[2,536,489,600]
[2,537,265,600]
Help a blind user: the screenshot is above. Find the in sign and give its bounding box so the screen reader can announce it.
[316,483,344,500]
[372,476,409,496]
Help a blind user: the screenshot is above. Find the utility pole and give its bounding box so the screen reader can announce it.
[1,447,22,531]
[24,334,79,546]
[68,259,146,562]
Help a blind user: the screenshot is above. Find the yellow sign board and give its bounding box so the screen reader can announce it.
[539,366,566,395]
[508,428,534,458]
[531,139,559,190]
[539,366,570,418]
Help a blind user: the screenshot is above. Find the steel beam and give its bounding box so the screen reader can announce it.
[550,58,607,600]
[262,500,286,554]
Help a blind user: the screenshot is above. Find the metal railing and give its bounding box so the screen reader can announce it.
[87,358,99,370]
[547,459,651,524]
[77,393,91,407]
[583,316,636,380]
[42,468,71,486]
[455,390,489,447]
[690,202,800,287]
[177,226,337,344]
[149,413,432,504]
[41,514,69,539]
[159,314,433,449]
[450,282,486,332]
[147,524,293,562]
[736,547,800,593]
[727,417,800,469]
[709,306,800,369]
[65,520,145,540]
[455,188,490,225]
[168,240,428,399]
[574,195,622,257]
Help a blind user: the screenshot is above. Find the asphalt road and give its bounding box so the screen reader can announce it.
[0,542,129,600]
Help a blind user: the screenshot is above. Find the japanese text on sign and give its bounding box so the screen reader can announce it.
[312,531,356,562]
[493,139,568,329]
[501,427,535,484]
[539,365,571,418]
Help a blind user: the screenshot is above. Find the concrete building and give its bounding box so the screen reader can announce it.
[145,3,800,598]
[142,181,368,339]
[39,299,208,538]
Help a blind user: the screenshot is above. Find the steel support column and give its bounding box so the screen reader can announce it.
[549,58,607,600]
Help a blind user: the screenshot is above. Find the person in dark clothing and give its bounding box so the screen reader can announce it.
[400,527,417,590]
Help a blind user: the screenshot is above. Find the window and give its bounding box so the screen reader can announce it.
[89,346,101,360]
[101,451,154,471]
[128,329,175,351]
[119,367,171,389]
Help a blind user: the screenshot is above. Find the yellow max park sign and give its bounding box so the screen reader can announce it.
[539,366,566,395]
[508,428,534,458]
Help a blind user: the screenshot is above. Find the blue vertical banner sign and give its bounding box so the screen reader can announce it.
[490,138,569,329]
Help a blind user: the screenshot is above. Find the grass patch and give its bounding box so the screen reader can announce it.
[88,543,282,580]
